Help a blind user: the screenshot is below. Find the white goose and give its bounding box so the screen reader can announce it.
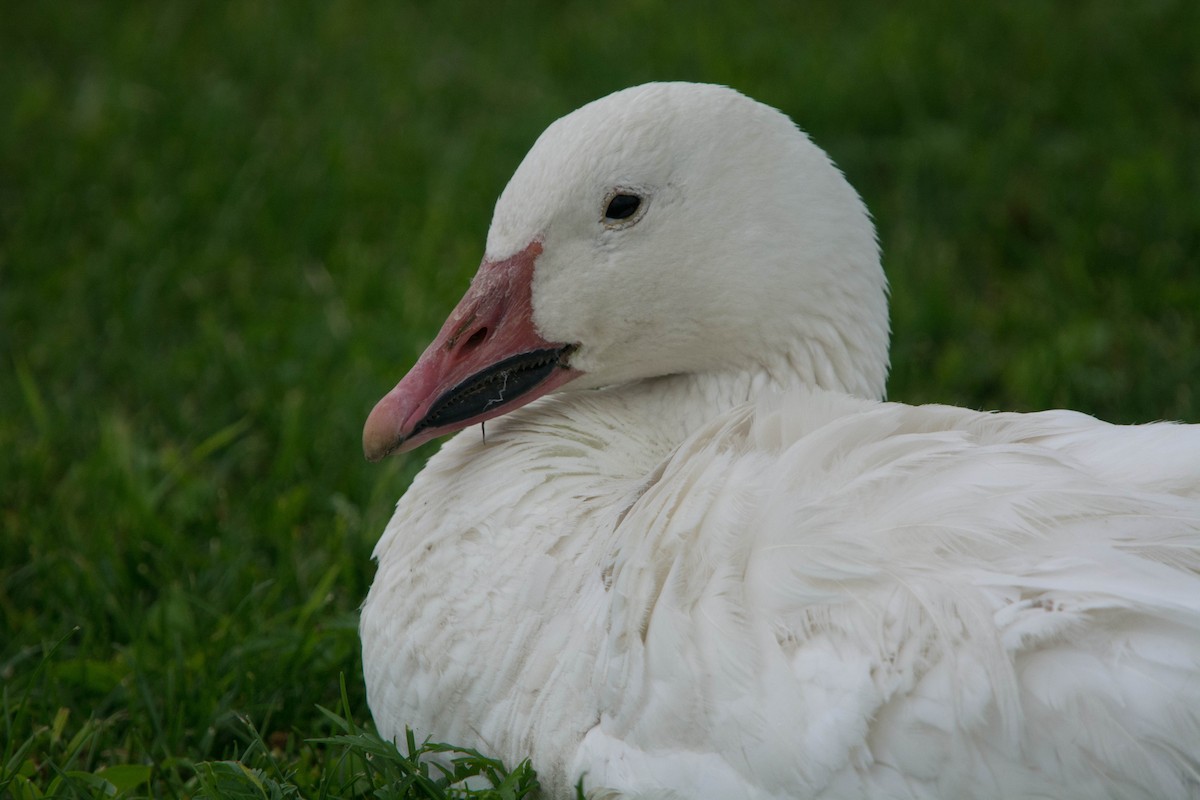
[360,83,1200,799]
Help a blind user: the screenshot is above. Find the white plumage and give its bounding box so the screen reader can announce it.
[361,83,1200,799]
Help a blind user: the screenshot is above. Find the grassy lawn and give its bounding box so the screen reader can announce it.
[2,2,1197,796]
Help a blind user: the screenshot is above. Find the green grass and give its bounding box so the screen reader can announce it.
[2,2,1198,797]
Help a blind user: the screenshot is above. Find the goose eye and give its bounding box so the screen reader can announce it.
[604,193,641,221]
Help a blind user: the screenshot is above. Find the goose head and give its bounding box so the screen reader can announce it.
[363,82,889,460]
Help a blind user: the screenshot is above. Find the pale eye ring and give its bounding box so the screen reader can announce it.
[601,189,647,228]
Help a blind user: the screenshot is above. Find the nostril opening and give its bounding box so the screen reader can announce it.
[463,327,489,351]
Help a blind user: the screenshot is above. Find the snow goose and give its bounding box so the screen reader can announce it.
[360,82,1200,799]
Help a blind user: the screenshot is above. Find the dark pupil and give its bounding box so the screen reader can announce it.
[605,194,640,220]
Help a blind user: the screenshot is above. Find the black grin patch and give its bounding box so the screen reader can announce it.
[410,344,577,437]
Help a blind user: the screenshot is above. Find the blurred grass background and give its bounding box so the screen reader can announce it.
[1,1,1197,796]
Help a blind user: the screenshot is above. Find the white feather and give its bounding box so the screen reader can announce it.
[361,83,1200,799]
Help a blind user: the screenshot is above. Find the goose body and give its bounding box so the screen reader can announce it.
[360,83,1200,799]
